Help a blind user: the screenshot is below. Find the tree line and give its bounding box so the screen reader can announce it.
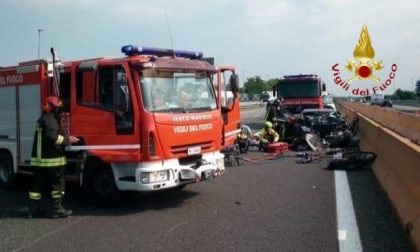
[240,76,278,96]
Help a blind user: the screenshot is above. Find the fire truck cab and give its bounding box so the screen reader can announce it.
[274,74,326,114]
[0,45,240,204]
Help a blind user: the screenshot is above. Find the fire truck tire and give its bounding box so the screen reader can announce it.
[0,151,16,189]
[89,167,124,207]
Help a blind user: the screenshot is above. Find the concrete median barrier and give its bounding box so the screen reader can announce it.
[342,101,420,145]
[381,109,400,131]
[395,112,420,145]
[338,101,420,250]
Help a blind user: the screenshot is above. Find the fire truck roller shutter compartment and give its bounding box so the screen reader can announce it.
[19,85,41,164]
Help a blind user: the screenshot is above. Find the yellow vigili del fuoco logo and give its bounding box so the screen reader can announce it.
[331,25,397,96]
[346,25,383,82]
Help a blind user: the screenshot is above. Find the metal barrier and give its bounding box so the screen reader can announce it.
[392,100,420,108]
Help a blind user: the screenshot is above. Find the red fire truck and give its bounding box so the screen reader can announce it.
[0,45,240,204]
[274,74,326,114]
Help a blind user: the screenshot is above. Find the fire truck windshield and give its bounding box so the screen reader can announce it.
[277,79,320,98]
[140,70,217,112]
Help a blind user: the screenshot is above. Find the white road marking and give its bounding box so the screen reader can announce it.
[338,229,347,240]
[167,221,189,232]
[335,170,362,251]
[13,217,86,252]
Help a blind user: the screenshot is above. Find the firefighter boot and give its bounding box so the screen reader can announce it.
[51,198,73,219]
[28,199,45,219]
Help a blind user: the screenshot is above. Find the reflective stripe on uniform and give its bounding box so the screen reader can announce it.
[30,157,67,167]
[32,122,67,168]
[36,125,42,160]
[51,190,63,199]
[29,192,41,200]
[55,135,64,145]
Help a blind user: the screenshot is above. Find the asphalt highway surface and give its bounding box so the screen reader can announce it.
[0,106,414,252]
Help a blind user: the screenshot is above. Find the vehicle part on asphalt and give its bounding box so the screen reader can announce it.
[326,151,377,171]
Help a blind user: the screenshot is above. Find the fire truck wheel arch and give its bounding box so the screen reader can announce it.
[0,151,16,189]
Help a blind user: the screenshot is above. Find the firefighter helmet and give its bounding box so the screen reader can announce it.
[42,96,63,112]
[264,121,273,128]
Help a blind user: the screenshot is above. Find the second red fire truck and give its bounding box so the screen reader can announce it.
[274,74,326,114]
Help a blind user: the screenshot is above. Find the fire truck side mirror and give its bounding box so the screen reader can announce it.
[272,83,277,97]
[229,74,239,94]
[322,82,326,92]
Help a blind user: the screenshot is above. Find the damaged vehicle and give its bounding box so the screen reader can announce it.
[264,108,359,151]
[322,95,336,111]
[296,108,359,151]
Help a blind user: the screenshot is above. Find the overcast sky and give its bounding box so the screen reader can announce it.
[1,0,419,96]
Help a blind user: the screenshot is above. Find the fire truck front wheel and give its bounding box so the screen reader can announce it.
[84,161,125,207]
[0,151,16,189]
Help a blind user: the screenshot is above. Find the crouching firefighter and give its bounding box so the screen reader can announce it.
[235,125,252,153]
[258,121,280,151]
[28,96,79,219]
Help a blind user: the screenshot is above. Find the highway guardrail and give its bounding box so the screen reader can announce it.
[392,100,420,108]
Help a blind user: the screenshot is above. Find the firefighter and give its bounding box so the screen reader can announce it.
[28,96,79,219]
[235,125,252,153]
[258,121,280,151]
[264,96,286,138]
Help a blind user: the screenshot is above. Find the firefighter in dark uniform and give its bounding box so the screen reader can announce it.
[28,96,79,219]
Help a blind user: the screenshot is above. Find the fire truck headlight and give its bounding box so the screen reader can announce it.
[140,173,150,184]
[139,170,169,184]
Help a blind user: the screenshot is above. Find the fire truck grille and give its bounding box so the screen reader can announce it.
[171,141,213,155]
[285,104,319,114]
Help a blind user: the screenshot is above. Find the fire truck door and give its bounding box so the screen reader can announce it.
[72,64,133,139]
[217,69,240,147]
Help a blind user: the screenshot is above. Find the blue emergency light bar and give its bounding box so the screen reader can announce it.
[121,45,203,59]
